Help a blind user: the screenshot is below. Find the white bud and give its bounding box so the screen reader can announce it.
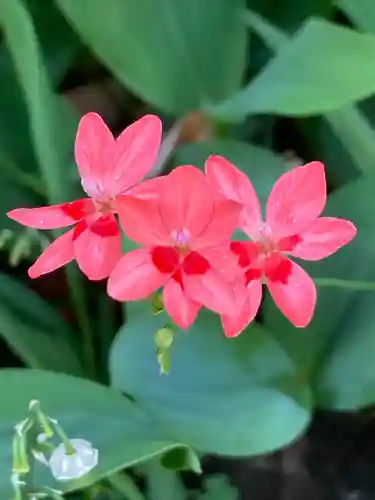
[48,439,98,481]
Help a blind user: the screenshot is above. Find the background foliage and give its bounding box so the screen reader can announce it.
[1,0,375,498]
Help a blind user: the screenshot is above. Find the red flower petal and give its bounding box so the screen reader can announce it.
[74,113,113,198]
[7,199,93,230]
[116,196,169,246]
[163,279,201,329]
[221,279,262,337]
[73,215,122,280]
[288,217,357,261]
[28,229,75,278]
[107,247,167,301]
[109,114,162,194]
[195,199,241,249]
[266,259,317,327]
[266,161,326,239]
[205,155,262,239]
[159,166,215,237]
[183,269,242,316]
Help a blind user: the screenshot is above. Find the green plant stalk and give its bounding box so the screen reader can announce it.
[65,264,95,379]
[314,277,375,291]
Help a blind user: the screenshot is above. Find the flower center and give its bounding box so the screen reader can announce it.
[93,198,116,214]
[230,237,298,285]
[170,228,191,251]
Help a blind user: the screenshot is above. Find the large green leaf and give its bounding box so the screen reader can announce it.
[242,10,374,184]
[263,171,375,390]
[317,288,375,410]
[337,0,375,33]
[0,272,84,376]
[0,0,81,227]
[110,303,311,456]
[56,0,247,116]
[25,0,81,83]
[173,139,290,205]
[209,19,375,120]
[247,0,333,33]
[0,369,179,497]
[0,0,79,204]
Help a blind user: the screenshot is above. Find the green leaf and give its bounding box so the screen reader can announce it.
[263,171,375,385]
[317,288,375,410]
[161,447,201,473]
[198,476,237,500]
[337,0,375,33]
[56,0,247,115]
[325,106,375,173]
[242,10,374,182]
[144,460,187,500]
[0,272,84,376]
[24,0,81,83]
[0,369,180,497]
[173,139,290,205]
[247,0,334,33]
[0,0,79,204]
[209,19,375,120]
[110,303,311,456]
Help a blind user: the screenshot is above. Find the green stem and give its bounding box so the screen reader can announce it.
[314,278,375,291]
[65,265,96,379]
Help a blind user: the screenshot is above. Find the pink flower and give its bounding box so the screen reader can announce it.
[107,166,242,329]
[205,156,357,336]
[7,113,162,280]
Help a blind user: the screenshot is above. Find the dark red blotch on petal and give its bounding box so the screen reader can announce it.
[73,220,88,240]
[183,251,210,275]
[277,234,303,252]
[60,199,90,221]
[230,241,261,268]
[264,253,292,284]
[152,246,180,274]
[245,268,262,284]
[230,242,251,268]
[90,215,120,237]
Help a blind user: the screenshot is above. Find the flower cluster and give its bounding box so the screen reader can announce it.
[8,113,357,337]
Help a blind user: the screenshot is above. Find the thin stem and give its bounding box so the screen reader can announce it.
[65,265,96,379]
[314,278,375,291]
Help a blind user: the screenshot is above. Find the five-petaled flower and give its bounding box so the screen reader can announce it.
[205,156,357,336]
[7,113,162,280]
[107,166,242,329]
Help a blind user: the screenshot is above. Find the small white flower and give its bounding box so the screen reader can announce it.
[48,439,98,481]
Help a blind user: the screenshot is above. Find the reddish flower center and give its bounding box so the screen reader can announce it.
[72,214,119,239]
[230,232,301,285]
[151,234,210,288]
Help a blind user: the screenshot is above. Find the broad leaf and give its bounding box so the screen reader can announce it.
[0,272,84,376]
[242,10,373,183]
[110,303,311,456]
[209,19,375,120]
[0,369,180,497]
[337,0,375,34]
[0,0,79,204]
[56,0,247,115]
